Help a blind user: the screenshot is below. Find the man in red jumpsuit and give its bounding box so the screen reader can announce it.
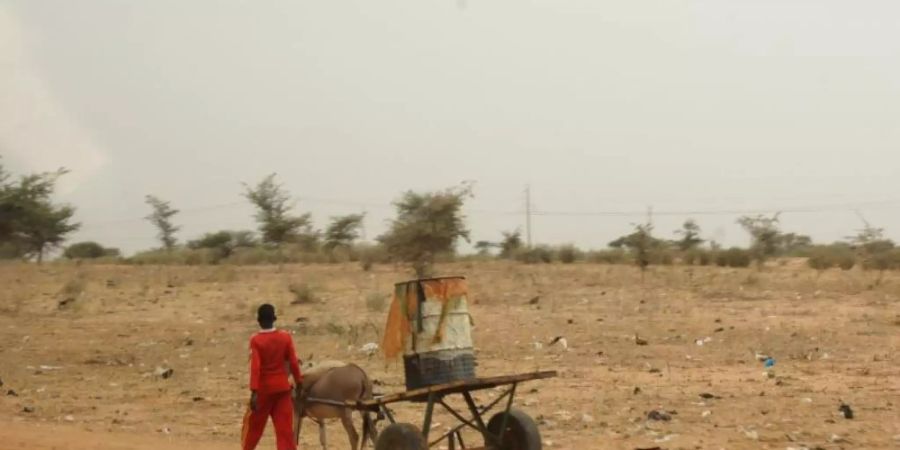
[241,304,303,450]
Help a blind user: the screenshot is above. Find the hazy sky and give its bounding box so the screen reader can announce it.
[3,1,899,254]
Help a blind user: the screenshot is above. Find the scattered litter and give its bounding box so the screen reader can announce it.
[22,406,35,413]
[38,365,63,371]
[359,342,379,356]
[838,403,854,419]
[634,334,648,346]
[655,434,677,443]
[764,357,776,368]
[154,367,174,379]
[648,368,662,374]
[548,336,568,350]
[755,352,770,361]
[801,398,812,404]
[159,426,171,434]
[64,415,75,422]
[532,341,543,350]
[580,413,594,423]
[829,434,844,443]
[698,393,720,400]
[647,410,672,421]
[695,336,713,346]
[701,410,711,418]
[742,429,759,440]
[713,327,725,333]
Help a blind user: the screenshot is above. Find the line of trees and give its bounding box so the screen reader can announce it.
[4,161,900,277]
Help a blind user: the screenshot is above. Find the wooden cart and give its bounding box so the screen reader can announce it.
[326,370,557,450]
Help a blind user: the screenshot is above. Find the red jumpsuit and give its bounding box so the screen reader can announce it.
[241,328,303,450]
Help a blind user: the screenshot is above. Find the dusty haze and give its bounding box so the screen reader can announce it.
[3,1,899,254]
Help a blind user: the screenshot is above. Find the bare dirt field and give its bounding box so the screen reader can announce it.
[1,261,898,449]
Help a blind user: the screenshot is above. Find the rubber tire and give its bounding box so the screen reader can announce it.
[375,423,426,450]
[486,408,542,450]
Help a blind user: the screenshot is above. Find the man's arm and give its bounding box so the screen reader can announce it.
[249,338,261,392]
[286,335,303,386]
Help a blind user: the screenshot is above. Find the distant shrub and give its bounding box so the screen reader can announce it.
[128,248,219,265]
[683,248,712,266]
[517,246,555,264]
[356,243,389,271]
[585,249,628,264]
[807,245,856,273]
[365,292,388,312]
[288,282,317,304]
[64,241,119,260]
[556,244,582,264]
[715,247,752,268]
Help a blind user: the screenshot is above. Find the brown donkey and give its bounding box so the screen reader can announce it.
[294,361,377,450]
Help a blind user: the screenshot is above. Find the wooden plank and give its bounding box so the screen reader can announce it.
[344,370,557,410]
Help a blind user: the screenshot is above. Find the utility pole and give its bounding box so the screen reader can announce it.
[525,184,533,247]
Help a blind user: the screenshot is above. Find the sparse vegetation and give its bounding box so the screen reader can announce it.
[288,282,317,304]
[365,292,388,312]
[715,247,752,268]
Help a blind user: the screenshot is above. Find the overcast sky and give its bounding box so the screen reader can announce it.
[3,1,899,254]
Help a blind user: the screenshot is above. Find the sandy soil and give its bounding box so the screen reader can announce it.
[1,261,898,449]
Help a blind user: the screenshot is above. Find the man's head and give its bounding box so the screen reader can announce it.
[257,303,277,329]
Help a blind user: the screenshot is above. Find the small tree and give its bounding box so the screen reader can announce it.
[848,223,895,282]
[324,214,364,251]
[674,219,704,251]
[474,240,496,256]
[243,174,317,248]
[610,222,663,275]
[377,184,472,277]
[498,229,523,258]
[737,213,781,268]
[145,195,180,250]
[4,169,80,262]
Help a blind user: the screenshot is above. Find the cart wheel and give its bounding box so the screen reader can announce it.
[485,408,542,450]
[375,423,426,450]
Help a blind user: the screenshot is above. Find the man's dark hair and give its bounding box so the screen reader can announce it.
[257,303,277,326]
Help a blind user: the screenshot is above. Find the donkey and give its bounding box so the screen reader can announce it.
[294,360,377,450]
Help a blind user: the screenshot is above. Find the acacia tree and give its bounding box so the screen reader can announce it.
[145,195,180,250]
[498,229,523,258]
[0,166,80,262]
[737,213,781,268]
[610,222,662,275]
[674,219,704,251]
[243,174,317,249]
[848,223,895,282]
[323,214,364,251]
[377,184,472,277]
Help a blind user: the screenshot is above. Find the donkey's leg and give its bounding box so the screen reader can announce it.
[294,415,303,447]
[340,410,360,450]
[318,420,327,450]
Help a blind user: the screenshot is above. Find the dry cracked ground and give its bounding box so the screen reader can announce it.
[1,261,898,449]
